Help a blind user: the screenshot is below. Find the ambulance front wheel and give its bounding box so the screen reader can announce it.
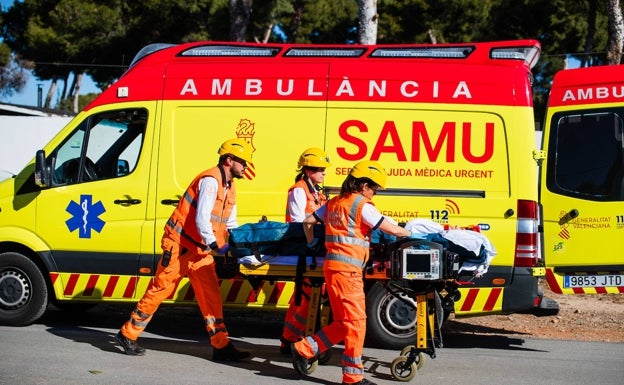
[0,252,48,326]
[390,355,417,382]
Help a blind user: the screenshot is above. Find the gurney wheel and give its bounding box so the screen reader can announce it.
[301,358,318,374]
[318,350,332,365]
[391,355,417,382]
[399,346,424,370]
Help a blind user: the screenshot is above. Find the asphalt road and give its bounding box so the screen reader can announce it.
[0,304,623,385]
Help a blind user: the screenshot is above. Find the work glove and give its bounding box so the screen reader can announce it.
[210,242,230,256]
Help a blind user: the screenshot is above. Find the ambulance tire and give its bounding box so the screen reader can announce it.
[365,281,416,349]
[0,252,48,326]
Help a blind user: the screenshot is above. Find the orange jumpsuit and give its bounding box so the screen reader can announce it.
[282,178,327,345]
[293,193,373,384]
[120,166,235,349]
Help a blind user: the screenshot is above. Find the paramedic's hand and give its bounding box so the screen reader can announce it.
[210,242,230,256]
[307,238,320,254]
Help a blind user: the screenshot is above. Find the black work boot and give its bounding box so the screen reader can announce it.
[291,343,314,375]
[114,332,146,356]
[342,379,377,385]
[212,342,251,362]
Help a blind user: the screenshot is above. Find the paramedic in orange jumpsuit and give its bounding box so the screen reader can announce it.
[115,138,253,362]
[280,148,330,354]
[291,160,411,385]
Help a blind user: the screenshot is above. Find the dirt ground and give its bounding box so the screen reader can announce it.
[444,280,624,343]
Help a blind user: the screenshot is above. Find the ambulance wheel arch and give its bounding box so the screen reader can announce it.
[0,250,49,326]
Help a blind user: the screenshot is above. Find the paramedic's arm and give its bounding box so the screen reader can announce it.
[287,187,307,222]
[362,204,410,237]
[303,205,326,243]
[226,204,238,229]
[196,177,219,248]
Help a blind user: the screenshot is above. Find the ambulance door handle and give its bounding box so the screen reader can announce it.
[161,199,179,205]
[558,209,579,225]
[114,198,142,205]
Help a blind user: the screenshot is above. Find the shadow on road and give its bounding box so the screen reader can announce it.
[39,302,545,359]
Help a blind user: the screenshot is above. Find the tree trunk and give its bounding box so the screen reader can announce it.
[581,0,598,67]
[288,1,304,43]
[358,0,378,45]
[229,0,253,42]
[72,72,83,113]
[44,79,57,109]
[606,0,624,64]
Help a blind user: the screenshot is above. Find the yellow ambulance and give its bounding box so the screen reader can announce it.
[0,40,549,348]
[540,65,624,295]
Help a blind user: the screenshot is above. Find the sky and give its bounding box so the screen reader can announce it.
[1,0,101,107]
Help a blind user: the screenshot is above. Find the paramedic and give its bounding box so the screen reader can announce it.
[280,148,331,354]
[291,160,411,385]
[115,138,253,362]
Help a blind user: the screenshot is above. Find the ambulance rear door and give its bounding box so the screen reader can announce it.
[541,66,624,294]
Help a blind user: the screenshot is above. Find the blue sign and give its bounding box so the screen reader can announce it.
[65,194,106,238]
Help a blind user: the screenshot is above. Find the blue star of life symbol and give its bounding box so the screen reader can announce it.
[65,194,106,238]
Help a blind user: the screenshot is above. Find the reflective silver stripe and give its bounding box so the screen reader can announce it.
[305,335,319,355]
[325,234,369,248]
[326,253,365,268]
[130,318,150,328]
[183,191,196,208]
[132,308,152,319]
[210,213,229,224]
[342,354,362,365]
[347,195,364,238]
[208,326,228,336]
[284,322,303,337]
[343,366,364,375]
[166,218,182,233]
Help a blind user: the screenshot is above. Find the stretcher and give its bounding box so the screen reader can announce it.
[235,238,463,382]
[239,254,333,370]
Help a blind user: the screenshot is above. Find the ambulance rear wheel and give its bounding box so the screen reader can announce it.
[390,355,417,382]
[366,281,416,349]
[0,252,48,326]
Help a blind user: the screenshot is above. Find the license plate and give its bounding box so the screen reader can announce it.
[563,274,624,288]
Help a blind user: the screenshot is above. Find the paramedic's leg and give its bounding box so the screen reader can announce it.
[293,270,367,384]
[118,237,187,353]
[188,255,250,362]
[281,279,312,351]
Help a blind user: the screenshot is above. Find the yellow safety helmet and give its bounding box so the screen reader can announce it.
[297,147,331,169]
[349,160,387,189]
[218,138,253,163]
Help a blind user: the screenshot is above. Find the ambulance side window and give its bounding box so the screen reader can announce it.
[51,108,147,185]
[547,110,624,201]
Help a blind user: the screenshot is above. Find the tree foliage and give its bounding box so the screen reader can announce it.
[1,0,623,117]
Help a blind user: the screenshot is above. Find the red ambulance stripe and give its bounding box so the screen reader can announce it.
[460,288,478,312]
[483,288,502,311]
[226,280,243,302]
[618,286,624,293]
[50,273,59,285]
[84,275,99,296]
[103,276,119,297]
[184,285,196,301]
[64,274,79,296]
[572,287,585,294]
[267,282,285,304]
[123,277,137,298]
[595,287,607,294]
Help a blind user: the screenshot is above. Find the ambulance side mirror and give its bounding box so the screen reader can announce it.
[34,150,52,188]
